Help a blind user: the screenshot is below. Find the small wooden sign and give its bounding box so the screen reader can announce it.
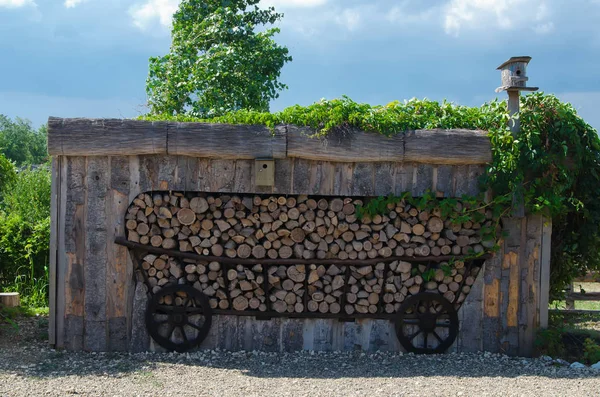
[255,159,274,186]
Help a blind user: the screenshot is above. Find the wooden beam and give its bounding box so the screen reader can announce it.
[47,118,168,156]
[167,123,287,159]
[403,129,492,165]
[565,292,600,301]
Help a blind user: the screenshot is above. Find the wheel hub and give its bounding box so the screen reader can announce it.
[171,313,185,326]
[419,313,437,333]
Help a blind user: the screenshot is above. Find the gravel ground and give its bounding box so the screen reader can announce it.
[1,317,600,397]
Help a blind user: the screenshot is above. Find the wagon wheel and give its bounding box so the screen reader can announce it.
[146,285,212,353]
[395,292,458,354]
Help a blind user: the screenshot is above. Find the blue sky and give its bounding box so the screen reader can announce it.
[1,0,600,130]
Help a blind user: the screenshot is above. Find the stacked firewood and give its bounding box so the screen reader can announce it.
[142,254,227,308]
[344,264,385,314]
[268,265,306,313]
[125,192,494,261]
[227,264,267,311]
[306,265,345,314]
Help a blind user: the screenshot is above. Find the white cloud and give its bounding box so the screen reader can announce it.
[444,0,554,36]
[335,8,361,31]
[0,0,35,8]
[64,0,85,8]
[129,0,179,31]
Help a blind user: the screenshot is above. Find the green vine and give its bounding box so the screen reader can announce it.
[142,93,600,299]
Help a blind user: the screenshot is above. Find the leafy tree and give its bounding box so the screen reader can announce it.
[0,115,48,166]
[146,0,292,117]
[0,153,16,201]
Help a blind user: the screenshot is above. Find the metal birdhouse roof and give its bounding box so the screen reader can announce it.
[496,56,532,70]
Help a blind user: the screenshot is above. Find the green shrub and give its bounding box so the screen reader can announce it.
[536,327,567,358]
[0,165,51,307]
[584,338,600,364]
[0,154,15,202]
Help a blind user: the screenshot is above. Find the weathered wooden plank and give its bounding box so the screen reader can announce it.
[333,163,353,196]
[197,158,210,192]
[108,317,128,352]
[138,155,159,192]
[234,160,255,193]
[312,319,333,351]
[413,164,433,197]
[184,157,200,192]
[47,118,168,156]
[394,164,413,195]
[352,163,374,196]
[435,165,453,197]
[273,159,292,195]
[368,320,396,352]
[293,158,310,194]
[404,129,491,165]
[157,155,178,191]
[110,156,130,196]
[318,162,335,195]
[129,282,149,352]
[168,123,287,159]
[307,161,322,195]
[453,166,469,197]
[208,159,235,192]
[84,157,109,351]
[539,217,552,328]
[287,126,405,162]
[49,157,60,346]
[483,251,502,353]
[64,315,84,351]
[281,319,304,352]
[456,268,484,352]
[374,163,394,196]
[467,165,486,196]
[520,215,542,357]
[128,156,141,203]
[56,157,68,348]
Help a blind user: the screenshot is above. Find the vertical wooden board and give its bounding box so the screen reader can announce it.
[108,317,128,351]
[184,157,200,192]
[352,163,374,196]
[281,319,304,352]
[482,251,502,352]
[453,165,469,197]
[56,158,68,348]
[307,161,322,195]
[128,156,141,203]
[110,156,130,196]
[467,165,486,196]
[539,218,552,328]
[456,269,484,353]
[318,162,335,196]
[333,163,353,196]
[413,164,433,197]
[520,215,542,356]
[374,163,394,196]
[517,216,529,356]
[234,160,254,193]
[250,318,281,352]
[505,249,520,354]
[342,321,362,351]
[329,321,345,351]
[302,319,315,351]
[49,157,60,345]
[173,156,188,191]
[157,155,178,190]
[138,155,159,192]
[435,166,453,197]
[64,315,84,351]
[368,320,396,352]
[357,319,373,351]
[210,159,236,192]
[394,163,413,195]
[273,159,292,195]
[65,157,86,253]
[216,315,241,351]
[293,158,310,194]
[197,158,210,192]
[312,319,333,351]
[84,157,109,351]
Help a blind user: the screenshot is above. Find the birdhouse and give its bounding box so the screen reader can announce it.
[495,56,538,93]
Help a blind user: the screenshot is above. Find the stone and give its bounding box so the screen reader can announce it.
[590,362,600,370]
[570,362,586,369]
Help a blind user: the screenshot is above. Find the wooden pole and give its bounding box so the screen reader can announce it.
[508,89,525,218]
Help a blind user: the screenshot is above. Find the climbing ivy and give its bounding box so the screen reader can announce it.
[142,93,600,299]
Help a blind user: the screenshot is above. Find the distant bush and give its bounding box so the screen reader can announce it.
[0,115,48,166]
[0,165,51,307]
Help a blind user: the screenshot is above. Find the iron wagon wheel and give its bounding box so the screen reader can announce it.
[146,284,212,353]
[394,292,458,354]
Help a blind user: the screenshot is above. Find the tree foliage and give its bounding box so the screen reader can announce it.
[146,0,292,117]
[0,115,48,166]
[143,93,600,298]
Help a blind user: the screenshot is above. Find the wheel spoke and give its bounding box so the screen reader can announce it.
[186,321,204,331]
[433,331,444,343]
[162,324,174,339]
[180,326,189,343]
[423,332,428,348]
[402,319,420,325]
[408,329,422,341]
[435,322,451,328]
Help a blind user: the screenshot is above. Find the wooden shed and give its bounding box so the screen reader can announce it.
[46,119,551,356]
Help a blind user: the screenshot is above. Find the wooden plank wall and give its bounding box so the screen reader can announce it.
[51,154,549,355]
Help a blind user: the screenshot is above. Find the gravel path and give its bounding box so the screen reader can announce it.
[1,317,600,396]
